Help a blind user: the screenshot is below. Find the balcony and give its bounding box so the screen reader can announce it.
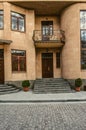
[33,30,65,48]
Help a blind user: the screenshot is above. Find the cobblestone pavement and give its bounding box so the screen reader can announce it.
[0,103,86,130]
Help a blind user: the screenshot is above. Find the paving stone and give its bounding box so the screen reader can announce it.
[0,103,86,130]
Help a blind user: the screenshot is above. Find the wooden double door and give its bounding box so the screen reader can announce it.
[42,53,53,78]
[0,49,4,84]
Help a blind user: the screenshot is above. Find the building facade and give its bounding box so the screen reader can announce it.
[0,0,86,87]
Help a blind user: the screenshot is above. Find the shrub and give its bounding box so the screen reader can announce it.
[75,78,82,87]
[22,80,30,87]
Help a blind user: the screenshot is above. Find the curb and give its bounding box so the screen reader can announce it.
[0,99,86,103]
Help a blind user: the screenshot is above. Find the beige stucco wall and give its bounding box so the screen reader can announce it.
[0,2,36,82]
[35,16,60,30]
[36,48,61,78]
[61,3,86,79]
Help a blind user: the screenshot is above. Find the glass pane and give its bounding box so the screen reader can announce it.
[80,11,86,29]
[81,31,86,48]
[42,27,46,35]
[81,31,86,41]
[0,10,3,15]
[50,25,53,35]
[0,15,3,29]
[12,16,17,30]
[12,12,24,19]
[19,57,26,71]
[12,56,18,71]
[19,18,24,32]
[81,50,86,69]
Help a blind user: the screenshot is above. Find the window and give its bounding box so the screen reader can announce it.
[0,10,4,29]
[11,12,25,32]
[56,52,60,68]
[80,11,86,69]
[11,50,26,72]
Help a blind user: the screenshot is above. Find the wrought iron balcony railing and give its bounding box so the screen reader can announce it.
[33,30,65,43]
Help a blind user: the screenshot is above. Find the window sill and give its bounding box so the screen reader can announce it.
[81,69,86,72]
[11,29,26,33]
[12,71,26,73]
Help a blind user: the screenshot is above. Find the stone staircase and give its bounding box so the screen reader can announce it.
[34,78,73,93]
[0,84,21,95]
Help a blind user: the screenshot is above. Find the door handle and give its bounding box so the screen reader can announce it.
[48,66,50,71]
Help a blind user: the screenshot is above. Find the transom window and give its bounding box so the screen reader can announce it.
[80,11,86,69]
[0,10,4,29]
[11,12,25,32]
[11,50,26,72]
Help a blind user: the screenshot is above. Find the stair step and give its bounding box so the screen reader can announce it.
[34,78,72,93]
[0,89,21,95]
[0,84,21,95]
[0,87,18,92]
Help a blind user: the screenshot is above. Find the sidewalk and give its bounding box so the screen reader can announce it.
[0,90,86,103]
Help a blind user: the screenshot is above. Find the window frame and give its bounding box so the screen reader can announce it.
[0,10,4,30]
[11,49,26,72]
[11,11,25,32]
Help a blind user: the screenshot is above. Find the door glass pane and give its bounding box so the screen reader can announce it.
[42,21,53,36]
[50,25,53,35]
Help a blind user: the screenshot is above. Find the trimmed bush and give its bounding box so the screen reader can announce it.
[22,80,30,87]
[75,78,82,87]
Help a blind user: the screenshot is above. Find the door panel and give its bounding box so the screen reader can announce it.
[0,49,4,84]
[42,53,53,78]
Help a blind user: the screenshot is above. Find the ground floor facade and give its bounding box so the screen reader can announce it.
[0,2,86,88]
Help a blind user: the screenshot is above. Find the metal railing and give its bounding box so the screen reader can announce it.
[33,30,65,43]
